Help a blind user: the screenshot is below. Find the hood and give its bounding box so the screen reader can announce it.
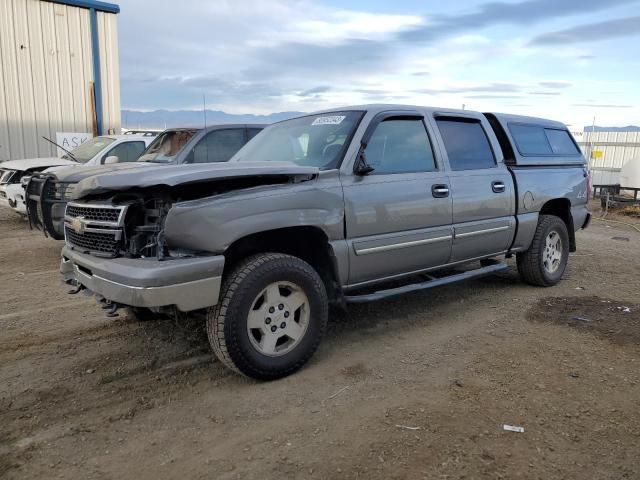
[73,161,319,199]
[50,161,157,182]
[0,157,74,171]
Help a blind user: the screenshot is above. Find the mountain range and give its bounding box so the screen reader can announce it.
[121,109,304,129]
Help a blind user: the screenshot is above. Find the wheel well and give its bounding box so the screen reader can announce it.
[539,198,576,251]
[223,227,343,303]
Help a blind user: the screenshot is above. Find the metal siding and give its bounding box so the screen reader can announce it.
[13,0,39,159]
[0,0,26,160]
[0,0,119,161]
[78,7,93,130]
[26,0,54,157]
[97,10,120,133]
[0,2,12,160]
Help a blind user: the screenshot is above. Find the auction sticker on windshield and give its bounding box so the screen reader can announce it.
[312,116,345,126]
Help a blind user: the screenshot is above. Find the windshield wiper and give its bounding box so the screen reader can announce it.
[41,136,79,162]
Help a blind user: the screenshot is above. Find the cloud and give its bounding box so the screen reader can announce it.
[116,0,640,126]
[400,0,638,42]
[538,81,573,88]
[465,94,523,99]
[413,82,524,95]
[573,103,634,108]
[529,16,640,45]
[297,86,332,97]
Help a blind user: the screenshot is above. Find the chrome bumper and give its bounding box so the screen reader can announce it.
[60,246,224,311]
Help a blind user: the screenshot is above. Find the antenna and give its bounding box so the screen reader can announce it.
[203,94,207,128]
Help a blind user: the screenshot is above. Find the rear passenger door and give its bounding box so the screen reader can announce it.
[433,115,515,263]
[186,128,247,163]
[342,113,453,285]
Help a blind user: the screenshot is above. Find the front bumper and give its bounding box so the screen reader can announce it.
[0,184,27,214]
[60,246,225,311]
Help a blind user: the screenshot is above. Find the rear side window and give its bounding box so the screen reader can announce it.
[509,124,580,156]
[365,119,437,174]
[436,119,495,170]
[508,124,551,155]
[545,129,580,155]
[189,129,246,163]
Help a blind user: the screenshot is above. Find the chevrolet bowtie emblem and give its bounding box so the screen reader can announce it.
[71,216,86,234]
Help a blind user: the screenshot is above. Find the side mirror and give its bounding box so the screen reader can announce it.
[354,147,375,176]
[104,155,119,164]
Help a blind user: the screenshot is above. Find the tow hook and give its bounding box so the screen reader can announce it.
[98,297,121,317]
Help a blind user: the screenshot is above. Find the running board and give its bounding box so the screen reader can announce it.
[344,262,509,304]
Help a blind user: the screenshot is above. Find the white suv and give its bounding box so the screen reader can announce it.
[0,135,154,216]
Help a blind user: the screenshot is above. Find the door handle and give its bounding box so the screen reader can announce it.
[492,181,505,193]
[431,184,450,198]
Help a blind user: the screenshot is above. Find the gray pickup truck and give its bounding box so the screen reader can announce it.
[60,105,591,380]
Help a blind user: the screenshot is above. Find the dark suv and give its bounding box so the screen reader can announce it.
[26,124,265,239]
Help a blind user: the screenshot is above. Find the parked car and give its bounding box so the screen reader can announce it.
[60,105,591,380]
[26,125,264,239]
[0,157,76,215]
[1,134,153,217]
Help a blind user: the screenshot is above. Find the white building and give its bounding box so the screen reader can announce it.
[574,130,640,186]
[0,0,121,162]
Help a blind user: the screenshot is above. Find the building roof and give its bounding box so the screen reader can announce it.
[45,0,119,14]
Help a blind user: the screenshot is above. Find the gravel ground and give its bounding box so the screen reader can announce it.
[1,204,639,480]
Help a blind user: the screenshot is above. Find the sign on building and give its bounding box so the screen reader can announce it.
[55,132,93,157]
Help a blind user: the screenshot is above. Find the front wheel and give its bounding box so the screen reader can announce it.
[517,215,570,286]
[207,253,328,380]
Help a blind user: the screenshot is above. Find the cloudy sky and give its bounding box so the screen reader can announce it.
[118,0,640,128]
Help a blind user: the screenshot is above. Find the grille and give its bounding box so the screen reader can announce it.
[44,181,56,198]
[65,226,120,256]
[66,205,122,223]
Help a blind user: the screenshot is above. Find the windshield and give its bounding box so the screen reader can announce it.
[231,111,363,169]
[0,169,15,184]
[63,136,116,163]
[138,130,197,163]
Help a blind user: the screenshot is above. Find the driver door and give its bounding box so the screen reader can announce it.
[342,113,453,286]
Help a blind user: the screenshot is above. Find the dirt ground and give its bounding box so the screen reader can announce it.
[1,203,640,480]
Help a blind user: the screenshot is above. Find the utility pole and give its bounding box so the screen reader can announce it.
[203,94,207,128]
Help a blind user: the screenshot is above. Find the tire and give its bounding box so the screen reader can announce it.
[207,253,328,380]
[516,214,570,286]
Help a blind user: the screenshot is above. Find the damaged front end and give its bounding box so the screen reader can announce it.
[64,192,172,260]
[60,162,321,316]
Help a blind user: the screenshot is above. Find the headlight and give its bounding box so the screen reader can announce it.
[54,182,77,200]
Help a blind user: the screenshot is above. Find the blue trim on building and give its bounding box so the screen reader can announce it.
[46,0,119,14]
[89,8,104,135]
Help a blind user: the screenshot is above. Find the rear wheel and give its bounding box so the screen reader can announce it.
[517,215,569,286]
[207,253,328,380]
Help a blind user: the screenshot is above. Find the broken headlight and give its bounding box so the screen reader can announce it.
[54,182,77,200]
